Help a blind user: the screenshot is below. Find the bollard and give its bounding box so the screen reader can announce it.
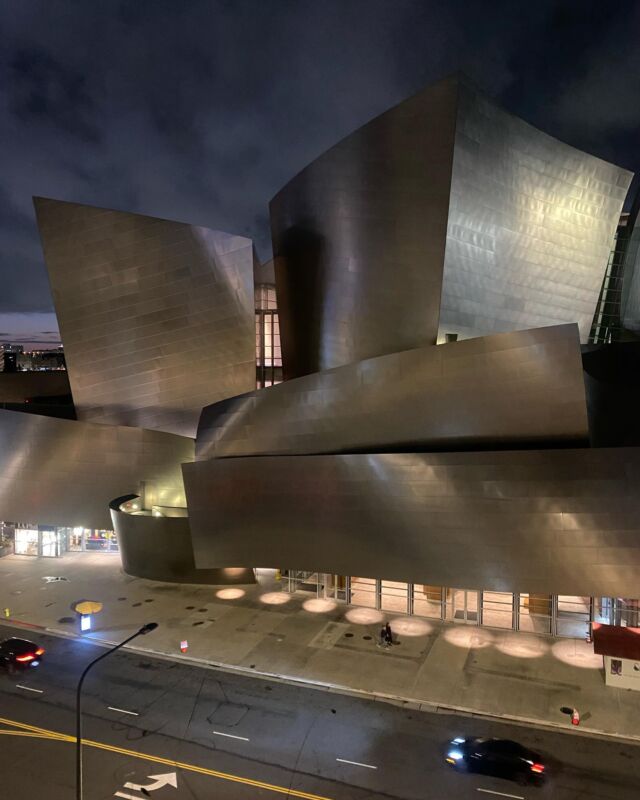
[3,607,9,618]
[180,639,188,653]
[571,708,580,726]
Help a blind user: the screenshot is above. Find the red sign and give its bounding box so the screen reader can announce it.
[180,640,188,653]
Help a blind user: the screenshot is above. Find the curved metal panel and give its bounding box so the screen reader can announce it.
[34,197,256,438]
[270,75,632,379]
[270,75,459,377]
[0,409,193,529]
[439,82,632,343]
[111,494,255,585]
[196,324,588,459]
[183,447,640,598]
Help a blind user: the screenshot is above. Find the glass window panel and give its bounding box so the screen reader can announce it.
[518,593,551,634]
[350,577,377,608]
[556,595,590,638]
[481,591,513,629]
[381,580,408,613]
[413,584,443,619]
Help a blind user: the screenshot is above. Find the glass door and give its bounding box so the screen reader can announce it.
[448,588,479,624]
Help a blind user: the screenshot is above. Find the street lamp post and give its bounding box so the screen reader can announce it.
[76,622,158,800]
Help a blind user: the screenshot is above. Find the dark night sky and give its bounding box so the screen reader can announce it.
[1,0,638,347]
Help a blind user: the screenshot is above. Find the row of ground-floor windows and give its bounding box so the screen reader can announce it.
[284,572,640,637]
[1,523,118,556]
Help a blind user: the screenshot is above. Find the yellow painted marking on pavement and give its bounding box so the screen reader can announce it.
[0,729,63,740]
[0,716,334,800]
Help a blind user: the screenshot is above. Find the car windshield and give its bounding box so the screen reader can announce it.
[4,639,36,654]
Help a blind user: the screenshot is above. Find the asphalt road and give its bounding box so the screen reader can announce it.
[0,624,638,800]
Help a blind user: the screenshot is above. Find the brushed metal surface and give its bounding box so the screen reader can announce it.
[34,197,256,437]
[183,447,640,598]
[440,81,632,343]
[270,75,631,379]
[270,75,458,378]
[0,408,193,529]
[111,494,255,585]
[196,324,588,459]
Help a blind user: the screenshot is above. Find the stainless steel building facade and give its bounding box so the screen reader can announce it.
[2,75,638,629]
[34,198,256,438]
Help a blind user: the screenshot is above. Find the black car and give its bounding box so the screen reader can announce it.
[446,737,546,785]
[0,637,45,671]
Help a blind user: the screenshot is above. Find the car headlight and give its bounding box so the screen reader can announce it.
[446,750,464,761]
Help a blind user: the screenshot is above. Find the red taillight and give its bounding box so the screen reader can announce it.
[35,648,45,656]
[15,653,35,662]
[530,763,545,773]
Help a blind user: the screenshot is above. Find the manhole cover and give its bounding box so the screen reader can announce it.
[132,602,142,607]
[144,599,154,603]
[185,606,195,610]
[42,576,69,583]
[344,633,354,638]
[363,635,372,640]
[58,616,75,624]
[193,621,204,626]
[198,608,207,612]
[118,597,127,601]
[560,706,573,715]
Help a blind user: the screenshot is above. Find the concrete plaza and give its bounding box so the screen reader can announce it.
[1,552,638,742]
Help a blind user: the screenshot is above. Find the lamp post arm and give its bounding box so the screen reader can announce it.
[75,628,146,800]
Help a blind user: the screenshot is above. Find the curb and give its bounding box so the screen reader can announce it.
[3,617,639,745]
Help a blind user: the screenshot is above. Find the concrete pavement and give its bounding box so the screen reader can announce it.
[1,552,639,743]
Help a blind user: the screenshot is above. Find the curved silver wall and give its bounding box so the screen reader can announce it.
[270,75,631,378]
[196,324,588,459]
[621,198,640,333]
[111,495,255,585]
[440,81,631,343]
[0,408,192,529]
[270,75,458,377]
[183,447,640,598]
[34,198,256,438]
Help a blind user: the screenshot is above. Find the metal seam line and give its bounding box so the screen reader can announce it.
[107,707,139,716]
[0,716,333,800]
[15,685,44,693]
[476,789,524,799]
[335,758,377,769]
[212,731,250,741]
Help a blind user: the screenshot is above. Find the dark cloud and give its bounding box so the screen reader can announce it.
[0,0,638,338]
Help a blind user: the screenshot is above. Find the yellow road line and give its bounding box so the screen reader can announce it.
[0,716,334,800]
[0,729,63,739]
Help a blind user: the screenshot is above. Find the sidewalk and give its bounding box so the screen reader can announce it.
[2,552,639,743]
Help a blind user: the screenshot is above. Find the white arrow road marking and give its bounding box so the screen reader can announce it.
[477,789,524,799]
[336,758,377,769]
[15,685,44,694]
[212,730,250,741]
[123,772,178,792]
[108,706,139,716]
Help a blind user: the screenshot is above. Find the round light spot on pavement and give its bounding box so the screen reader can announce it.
[551,639,602,669]
[443,626,494,648]
[215,587,245,600]
[389,617,433,637]
[302,597,337,613]
[496,632,548,659]
[345,607,383,625]
[259,592,291,605]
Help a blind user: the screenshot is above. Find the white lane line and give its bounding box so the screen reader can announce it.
[336,757,378,770]
[114,793,143,800]
[107,706,139,716]
[212,730,250,741]
[15,685,44,694]
[477,789,524,799]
